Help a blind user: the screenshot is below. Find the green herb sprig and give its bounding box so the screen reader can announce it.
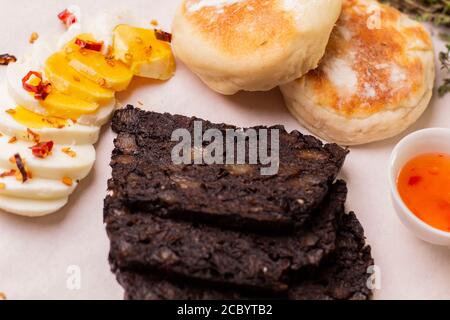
[383,0,450,26]
[439,44,450,96]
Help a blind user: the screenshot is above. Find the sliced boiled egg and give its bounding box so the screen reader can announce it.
[6,61,46,116]
[45,52,115,104]
[7,60,99,121]
[40,91,99,119]
[4,64,115,126]
[113,25,175,80]
[0,8,177,217]
[0,134,95,180]
[0,195,69,217]
[64,34,133,91]
[0,107,100,145]
[0,170,76,200]
[76,98,117,126]
[9,106,68,129]
[0,81,108,144]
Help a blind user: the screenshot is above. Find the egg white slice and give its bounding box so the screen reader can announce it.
[0,169,77,200]
[0,135,95,180]
[6,61,45,115]
[0,194,68,217]
[0,110,101,145]
[7,61,118,127]
[0,84,100,145]
[77,98,117,127]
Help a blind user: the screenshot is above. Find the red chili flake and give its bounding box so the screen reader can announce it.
[154,29,172,43]
[408,176,422,186]
[22,71,42,93]
[13,154,29,183]
[22,71,52,100]
[27,128,40,143]
[75,38,103,52]
[0,54,17,65]
[58,9,78,28]
[0,169,16,178]
[34,82,52,100]
[30,141,53,159]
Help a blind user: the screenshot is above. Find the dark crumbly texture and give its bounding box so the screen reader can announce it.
[115,213,373,300]
[288,213,374,300]
[116,271,253,300]
[108,105,348,232]
[106,106,373,300]
[106,182,347,293]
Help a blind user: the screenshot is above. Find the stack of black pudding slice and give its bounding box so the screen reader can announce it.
[104,105,374,300]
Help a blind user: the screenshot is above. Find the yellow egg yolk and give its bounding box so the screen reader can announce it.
[113,25,175,80]
[8,106,67,129]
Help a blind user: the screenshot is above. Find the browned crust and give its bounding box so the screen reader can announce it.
[305,0,432,117]
[182,0,297,56]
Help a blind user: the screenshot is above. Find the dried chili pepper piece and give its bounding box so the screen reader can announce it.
[30,141,54,159]
[154,29,172,43]
[27,128,41,143]
[21,71,52,100]
[0,54,17,65]
[0,169,16,178]
[34,82,52,100]
[58,9,78,28]
[75,38,103,52]
[13,154,29,183]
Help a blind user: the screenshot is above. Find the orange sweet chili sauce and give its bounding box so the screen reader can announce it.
[397,153,450,232]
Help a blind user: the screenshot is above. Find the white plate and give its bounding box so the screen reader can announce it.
[0,0,449,300]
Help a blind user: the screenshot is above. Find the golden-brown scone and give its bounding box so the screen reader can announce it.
[280,0,435,145]
[172,0,343,95]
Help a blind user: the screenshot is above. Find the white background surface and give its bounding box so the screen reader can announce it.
[0,0,449,300]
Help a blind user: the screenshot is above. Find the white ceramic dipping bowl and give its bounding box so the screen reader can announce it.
[389,128,450,246]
